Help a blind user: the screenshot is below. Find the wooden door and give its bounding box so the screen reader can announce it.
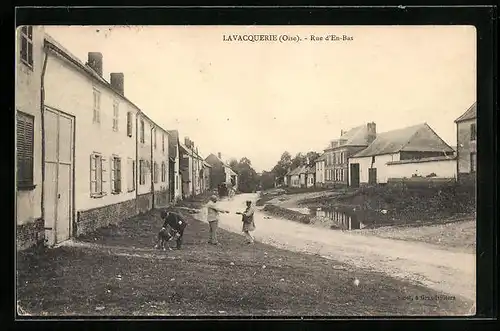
[368,168,377,185]
[350,163,360,188]
[44,108,74,246]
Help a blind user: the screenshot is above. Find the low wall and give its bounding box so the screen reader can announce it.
[17,218,45,251]
[154,190,170,209]
[137,193,153,214]
[76,198,137,237]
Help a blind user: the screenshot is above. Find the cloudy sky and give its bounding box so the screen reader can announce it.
[44,25,476,172]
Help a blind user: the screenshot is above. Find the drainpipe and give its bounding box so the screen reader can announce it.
[150,125,155,210]
[40,46,49,234]
[135,111,139,214]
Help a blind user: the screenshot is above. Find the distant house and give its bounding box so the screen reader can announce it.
[348,123,455,186]
[205,152,238,191]
[288,167,302,188]
[455,102,476,183]
[314,153,326,187]
[324,123,377,187]
[166,130,182,202]
[306,166,316,188]
[298,166,308,187]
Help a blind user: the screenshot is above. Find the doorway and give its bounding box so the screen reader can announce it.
[350,163,360,188]
[43,107,75,246]
[368,168,377,185]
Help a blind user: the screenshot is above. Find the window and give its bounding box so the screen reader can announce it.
[127,111,133,137]
[162,134,165,152]
[161,162,166,182]
[154,162,159,183]
[93,89,101,124]
[20,26,33,68]
[112,101,119,132]
[470,152,477,172]
[111,156,122,194]
[127,158,135,192]
[139,159,145,185]
[17,111,34,189]
[175,175,179,189]
[470,123,477,141]
[140,119,145,143]
[90,153,107,197]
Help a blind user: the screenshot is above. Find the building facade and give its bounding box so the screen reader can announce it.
[348,123,455,186]
[205,152,238,191]
[314,154,326,187]
[324,123,377,187]
[151,125,170,209]
[167,130,182,202]
[16,26,45,249]
[44,37,141,243]
[455,102,477,183]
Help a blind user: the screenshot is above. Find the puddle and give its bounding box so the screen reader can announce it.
[307,207,392,230]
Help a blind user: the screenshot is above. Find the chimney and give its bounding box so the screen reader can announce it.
[110,73,124,95]
[87,52,103,76]
[340,129,346,136]
[367,122,377,144]
[218,152,222,159]
[184,137,190,147]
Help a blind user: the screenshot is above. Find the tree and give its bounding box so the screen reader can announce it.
[228,158,238,170]
[291,153,307,169]
[271,151,292,185]
[306,151,321,167]
[232,157,259,193]
[259,171,276,190]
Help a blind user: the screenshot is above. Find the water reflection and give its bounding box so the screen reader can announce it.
[312,208,365,230]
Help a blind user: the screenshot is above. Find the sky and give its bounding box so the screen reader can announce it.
[44,25,476,172]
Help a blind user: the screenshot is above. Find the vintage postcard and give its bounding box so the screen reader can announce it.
[16,25,476,317]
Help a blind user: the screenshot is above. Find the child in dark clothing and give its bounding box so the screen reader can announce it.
[155,208,188,250]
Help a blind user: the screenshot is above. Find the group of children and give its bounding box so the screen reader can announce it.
[155,194,256,250]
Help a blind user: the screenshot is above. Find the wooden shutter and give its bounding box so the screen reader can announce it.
[116,158,122,192]
[90,154,97,195]
[132,160,136,189]
[16,112,34,187]
[127,111,133,137]
[110,157,116,192]
[101,156,107,194]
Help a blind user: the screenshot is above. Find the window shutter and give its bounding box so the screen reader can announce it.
[127,111,133,137]
[111,158,115,192]
[90,154,97,194]
[101,157,107,193]
[117,158,122,192]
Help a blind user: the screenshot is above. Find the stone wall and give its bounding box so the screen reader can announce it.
[137,193,153,214]
[76,198,137,237]
[17,218,45,251]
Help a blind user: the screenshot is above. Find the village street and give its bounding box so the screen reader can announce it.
[197,193,476,304]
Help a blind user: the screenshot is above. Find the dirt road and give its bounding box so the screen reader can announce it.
[195,193,476,306]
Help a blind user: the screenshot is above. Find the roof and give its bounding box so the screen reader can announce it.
[305,166,316,174]
[44,34,142,113]
[455,102,477,123]
[205,153,237,172]
[44,33,167,132]
[203,161,212,168]
[352,123,454,158]
[315,153,326,162]
[325,124,374,150]
[166,130,179,159]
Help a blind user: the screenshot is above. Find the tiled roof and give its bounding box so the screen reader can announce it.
[352,123,454,158]
[455,102,477,123]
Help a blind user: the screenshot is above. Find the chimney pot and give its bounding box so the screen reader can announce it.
[110,72,124,95]
[218,152,222,159]
[87,52,103,76]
